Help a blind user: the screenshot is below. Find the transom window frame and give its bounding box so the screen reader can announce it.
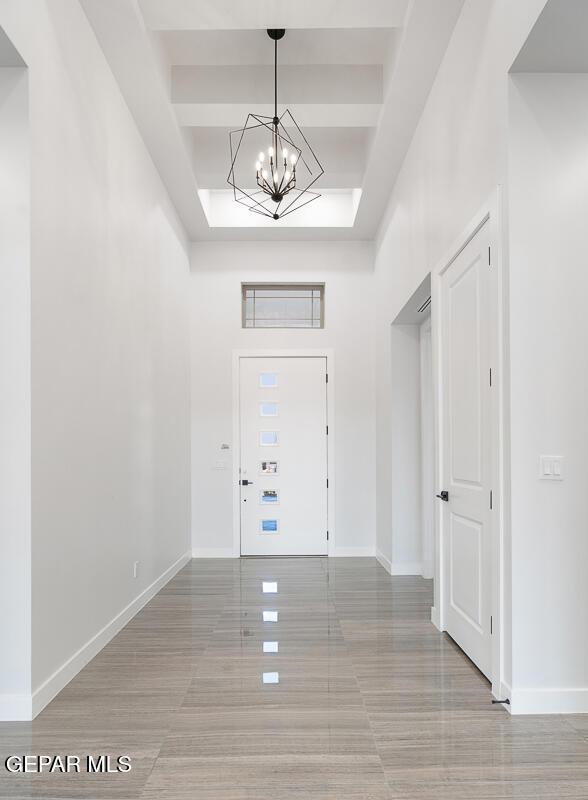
[241,282,325,329]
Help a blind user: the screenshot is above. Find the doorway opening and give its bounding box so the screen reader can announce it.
[386,194,505,699]
[384,274,435,582]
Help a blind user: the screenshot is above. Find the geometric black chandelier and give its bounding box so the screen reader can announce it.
[227,29,324,221]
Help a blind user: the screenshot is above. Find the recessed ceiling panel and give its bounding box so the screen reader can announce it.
[81,0,464,239]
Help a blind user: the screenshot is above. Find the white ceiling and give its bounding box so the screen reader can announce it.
[138,0,411,31]
[511,0,588,73]
[81,0,464,241]
[0,25,25,66]
[159,28,396,66]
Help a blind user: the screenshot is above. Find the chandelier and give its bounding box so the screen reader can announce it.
[227,29,324,221]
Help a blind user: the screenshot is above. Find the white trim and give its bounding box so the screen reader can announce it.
[24,550,191,721]
[391,561,424,576]
[431,187,506,701]
[376,551,424,576]
[192,548,236,558]
[232,349,335,557]
[376,549,393,573]
[509,687,588,716]
[333,547,375,557]
[499,680,512,710]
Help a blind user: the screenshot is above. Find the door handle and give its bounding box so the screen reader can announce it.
[240,479,253,486]
[436,490,449,502]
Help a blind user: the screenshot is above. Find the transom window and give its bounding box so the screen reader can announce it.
[242,283,324,329]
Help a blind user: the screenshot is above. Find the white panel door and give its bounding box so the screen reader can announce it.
[439,221,494,679]
[239,357,328,556]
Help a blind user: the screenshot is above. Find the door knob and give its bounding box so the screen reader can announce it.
[436,490,449,502]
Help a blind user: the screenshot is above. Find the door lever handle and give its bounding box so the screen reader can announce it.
[240,479,253,486]
[436,490,449,502]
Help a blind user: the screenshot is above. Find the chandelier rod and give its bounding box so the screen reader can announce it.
[274,36,278,120]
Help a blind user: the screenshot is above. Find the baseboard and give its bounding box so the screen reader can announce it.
[332,547,376,558]
[430,605,441,631]
[496,681,512,712]
[27,550,191,721]
[375,550,393,573]
[509,686,588,715]
[376,551,423,576]
[391,561,423,576]
[192,548,380,559]
[192,547,378,559]
[192,548,236,558]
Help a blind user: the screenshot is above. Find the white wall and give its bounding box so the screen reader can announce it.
[373,0,547,705]
[419,318,434,579]
[508,73,588,712]
[190,240,375,557]
[0,0,192,718]
[0,65,30,716]
[378,324,422,572]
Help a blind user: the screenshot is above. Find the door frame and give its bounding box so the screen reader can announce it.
[232,349,335,558]
[431,188,508,702]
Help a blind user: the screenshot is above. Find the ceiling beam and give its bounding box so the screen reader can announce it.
[158,28,397,67]
[175,103,381,129]
[138,0,410,31]
[171,65,383,105]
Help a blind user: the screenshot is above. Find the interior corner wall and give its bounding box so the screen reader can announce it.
[419,318,434,580]
[0,0,192,718]
[508,72,588,713]
[373,0,547,696]
[374,318,393,568]
[190,240,375,558]
[389,324,422,573]
[0,65,31,718]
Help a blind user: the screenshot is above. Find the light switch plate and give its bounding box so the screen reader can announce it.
[540,455,564,481]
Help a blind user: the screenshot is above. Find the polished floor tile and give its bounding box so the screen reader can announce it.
[0,557,586,799]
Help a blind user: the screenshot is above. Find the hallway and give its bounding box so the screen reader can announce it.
[1,557,586,799]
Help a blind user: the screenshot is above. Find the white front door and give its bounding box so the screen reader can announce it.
[439,220,495,679]
[239,357,328,556]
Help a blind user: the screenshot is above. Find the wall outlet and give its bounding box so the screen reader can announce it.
[133,560,140,578]
[539,456,564,481]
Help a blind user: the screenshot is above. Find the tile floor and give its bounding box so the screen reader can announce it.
[1,557,586,798]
